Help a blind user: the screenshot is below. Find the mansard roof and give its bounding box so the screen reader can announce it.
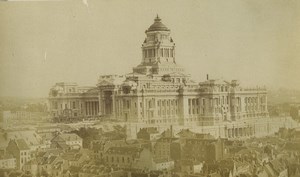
[146,15,170,32]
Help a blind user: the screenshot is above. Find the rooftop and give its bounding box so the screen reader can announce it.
[12,139,30,150]
[146,15,170,32]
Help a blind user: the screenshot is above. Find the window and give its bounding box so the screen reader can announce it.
[127,100,130,109]
[72,102,76,109]
[54,102,58,109]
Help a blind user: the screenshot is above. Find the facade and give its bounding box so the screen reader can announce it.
[0,154,16,169]
[104,146,142,169]
[6,139,31,170]
[137,127,160,141]
[48,82,99,121]
[48,16,270,138]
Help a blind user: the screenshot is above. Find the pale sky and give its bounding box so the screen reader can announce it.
[0,0,299,97]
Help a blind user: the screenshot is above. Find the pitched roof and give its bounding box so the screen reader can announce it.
[14,139,30,150]
[270,159,286,174]
[40,155,60,165]
[53,133,82,142]
[176,129,196,138]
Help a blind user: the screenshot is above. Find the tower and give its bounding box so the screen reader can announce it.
[133,15,185,76]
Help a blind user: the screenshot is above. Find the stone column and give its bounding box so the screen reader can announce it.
[93,101,96,115]
[111,91,116,118]
[99,97,103,116]
[88,102,91,116]
[96,102,99,115]
[86,102,88,116]
[90,102,93,116]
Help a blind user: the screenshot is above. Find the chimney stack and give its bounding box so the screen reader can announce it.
[206,74,209,80]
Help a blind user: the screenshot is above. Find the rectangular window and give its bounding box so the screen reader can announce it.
[127,100,130,109]
[54,102,58,109]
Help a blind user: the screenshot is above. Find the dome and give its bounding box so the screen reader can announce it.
[146,15,170,32]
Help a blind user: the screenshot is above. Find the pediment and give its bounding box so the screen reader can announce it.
[98,80,114,86]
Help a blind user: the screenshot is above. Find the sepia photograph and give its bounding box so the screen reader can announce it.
[0,0,300,177]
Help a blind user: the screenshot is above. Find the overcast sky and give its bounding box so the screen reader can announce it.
[0,0,299,97]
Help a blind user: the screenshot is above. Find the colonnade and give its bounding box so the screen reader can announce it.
[226,127,254,138]
[85,101,99,116]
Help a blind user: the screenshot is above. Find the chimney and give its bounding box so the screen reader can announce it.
[206,74,209,80]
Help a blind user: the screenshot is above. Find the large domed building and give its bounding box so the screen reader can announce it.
[49,16,274,138]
